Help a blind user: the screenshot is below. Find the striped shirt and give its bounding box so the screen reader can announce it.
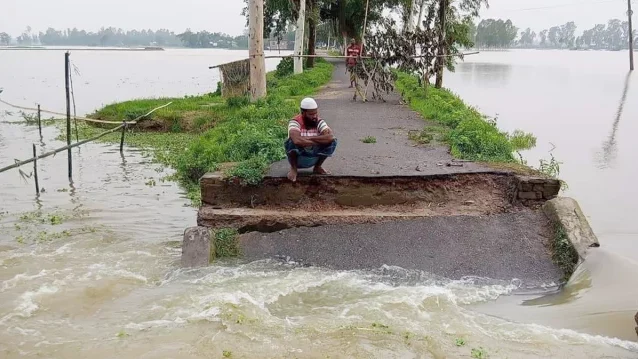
[288,114,330,138]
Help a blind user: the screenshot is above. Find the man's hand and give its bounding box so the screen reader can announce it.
[289,131,315,147]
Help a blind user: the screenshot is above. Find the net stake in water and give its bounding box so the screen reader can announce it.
[65,52,72,179]
[120,121,127,153]
[37,104,42,140]
[33,144,40,195]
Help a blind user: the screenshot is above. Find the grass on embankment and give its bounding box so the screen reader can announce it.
[394,72,536,165]
[81,59,334,203]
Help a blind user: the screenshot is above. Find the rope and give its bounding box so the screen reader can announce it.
[208,52,480,69]
[0,98,172,125]
[0,101,173,174]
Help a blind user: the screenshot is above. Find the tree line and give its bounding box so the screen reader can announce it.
[473,18,637,50]
[0,27,257,49]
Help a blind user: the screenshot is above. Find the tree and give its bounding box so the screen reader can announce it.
[560,21,576,48]
[539,29,547,47]
[0,32,11,45]
[475,18,517,49]
[519,27,534,47]
[434,0,489,88]
[548,26,560,47]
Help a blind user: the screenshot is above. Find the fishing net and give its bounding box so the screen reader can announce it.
[218,59,250,98]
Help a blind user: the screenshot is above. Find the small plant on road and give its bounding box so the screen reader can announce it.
[455,338,466,346]
[471,347,489,359]
[361,136,377,144]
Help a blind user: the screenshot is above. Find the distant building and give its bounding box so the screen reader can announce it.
[268,40,293,51]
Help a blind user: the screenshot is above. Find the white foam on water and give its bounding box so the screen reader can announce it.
[2,284,59,322]
[459,306,638,354]
[1,270,49,292]
[124,317,187,331]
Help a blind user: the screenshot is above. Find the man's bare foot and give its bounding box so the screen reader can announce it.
[313,166,331,175]
[287,169,298,182]
[349,84,353,88]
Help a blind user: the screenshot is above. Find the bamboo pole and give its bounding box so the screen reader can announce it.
[37,104,42,139]
[0,102,172,174]
[65,52,72,179]
[0,124,125,174]
[629,0,634,71]
[32,144,39,195]
[208,52,479,69]
[120,121,126,153]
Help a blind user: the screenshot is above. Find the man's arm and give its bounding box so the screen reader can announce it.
[309,127,335,145]
[289,129,314,147]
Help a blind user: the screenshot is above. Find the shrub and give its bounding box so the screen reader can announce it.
[275,57,294,77]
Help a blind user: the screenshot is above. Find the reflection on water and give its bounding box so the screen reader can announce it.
[458,62,513,87]
[597,71,633,169]
[446,49,638,344]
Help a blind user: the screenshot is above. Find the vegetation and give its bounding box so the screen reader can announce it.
[87,60,333,201]
[395,71,537,163]
[213,228,241,258]
[0,26,283,49]
[475,19,519,49]
[472,18,637,50]
[455,338,466,347]
[471,347,489,359]
[551,223,579,282]
[361,136,377,144]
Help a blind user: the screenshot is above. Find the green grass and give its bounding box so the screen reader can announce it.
[395,72,536,164]
[361,136,377,144]
[81,59,334,202]
[552,224,579,281]
[471,347,489,359]
[213,228,241,258]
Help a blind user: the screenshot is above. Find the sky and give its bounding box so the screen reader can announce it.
[0,0,632,37]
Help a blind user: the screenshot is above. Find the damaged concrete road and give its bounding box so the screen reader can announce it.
[239,210,563,289]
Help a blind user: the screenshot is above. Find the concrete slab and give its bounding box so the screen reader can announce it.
[542,197,600,261]
[239,210,563,288]
[181,226,213,268]
[197,204,504,232]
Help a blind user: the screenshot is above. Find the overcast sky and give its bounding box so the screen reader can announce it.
[0,0,631,37]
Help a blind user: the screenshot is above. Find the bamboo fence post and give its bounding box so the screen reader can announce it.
[37,104,42,140]
[65,52,72,179]
[32,144,40,195]
[120,121,126,153]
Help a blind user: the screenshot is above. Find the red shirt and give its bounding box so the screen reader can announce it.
[346,44,362,66]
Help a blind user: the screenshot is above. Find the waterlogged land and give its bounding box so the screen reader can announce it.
[1,49,638,358]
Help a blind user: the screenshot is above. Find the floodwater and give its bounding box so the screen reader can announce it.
[0,48,636,358]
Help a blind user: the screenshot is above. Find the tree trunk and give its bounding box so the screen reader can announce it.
[404,0,415,33]
[435,0,446,89]
[416,0,427,30]
[343,34,347,55]
[249,0,267,100]
[294,0,306,74]
[307,14,317,68]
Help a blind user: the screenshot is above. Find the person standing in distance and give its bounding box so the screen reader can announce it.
[346,39,362,88]
[284,98,337,182]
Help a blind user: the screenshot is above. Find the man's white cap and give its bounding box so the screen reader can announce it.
[300,97,318,110]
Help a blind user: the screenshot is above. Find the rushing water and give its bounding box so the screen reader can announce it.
[1,48,637,358]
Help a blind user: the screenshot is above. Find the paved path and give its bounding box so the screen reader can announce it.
[268,60,496,177]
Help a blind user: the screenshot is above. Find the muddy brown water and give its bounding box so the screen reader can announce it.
[0,48,637,358]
